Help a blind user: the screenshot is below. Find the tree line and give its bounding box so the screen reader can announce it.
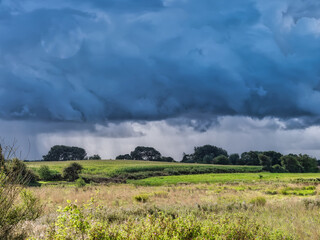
[41,144,319,173]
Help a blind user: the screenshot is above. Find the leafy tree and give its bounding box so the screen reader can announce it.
[160,157,175,162]
[229,153,240,165]
[43,145,87,161]
[281,154,303,173]
[241,151,260,165]
[213,155,230,165]
[63,163,83,182]
[38,165,52,181]
[189,145,228,163]
[297,154,318,173]
[262,151,282,166]
[271,164,287,173]
[115,154,132,160]
[181,153,194,163]
[130,146,162,161]
[258,154,272,171]
[88,154,101,160]
[203,155,213,164]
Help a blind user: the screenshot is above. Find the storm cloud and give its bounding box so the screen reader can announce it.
[1,0,320,127]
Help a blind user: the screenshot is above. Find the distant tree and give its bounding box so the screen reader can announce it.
[192,145,228,163]
[160,157,175,162]
[297,154,318,173]
[281,154,303,173]
[271,164,287,173]
[116,154,132,160]
[241,151,260,165]
[213,155,230,165]
[262,151,282,166]
[130,146,162,161]
[258,154,272,171]
[203,155,213,164]
[229,153,240,165]
[181,153,194,163]
[43,145,87,161]
[63,163,83,182]
[88,154,101,160]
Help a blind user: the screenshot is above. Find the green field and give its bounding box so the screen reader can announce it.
[129,172,320,186]
[26,160,262,180]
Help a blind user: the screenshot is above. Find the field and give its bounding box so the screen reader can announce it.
[26,160,262,181]
[14,160,320,239]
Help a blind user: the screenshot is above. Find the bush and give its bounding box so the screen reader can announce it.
[75,177,86,187]
[0,172,42,239]
[38,165,52,181]
[63,163,83,182]
[6,158,38,184]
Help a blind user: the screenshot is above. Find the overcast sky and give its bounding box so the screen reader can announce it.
[1,0,320,160]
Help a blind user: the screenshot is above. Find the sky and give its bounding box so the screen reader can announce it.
[1,0,320,160]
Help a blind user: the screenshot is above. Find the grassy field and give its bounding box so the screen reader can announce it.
[130,172,320,186]
[19,160,320,239]
[24,178,320,239]
[26,160,262,180]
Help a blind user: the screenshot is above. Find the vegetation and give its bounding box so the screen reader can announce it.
[62,163,83,182]
[116,146,175,162]
[43,145,87,161]
[130,172,320,186]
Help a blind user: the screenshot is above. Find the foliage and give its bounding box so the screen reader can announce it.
[281,155,303,173]
[88,154,101,160]
[43,145,87,161]
[0,172,42,239]
[213,155,230,165]
[63,163,83,182]
[6,158,38,184]
[75,177,86,187]
[229,153,240,165]
[182,145,228,164]
[44,199,292,240]
[241,151,260,165]
[134,193,150,203]
[115,154,132,160]
[38,165,62,181]
[259,154,272,171]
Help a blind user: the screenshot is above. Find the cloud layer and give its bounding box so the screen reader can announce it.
[1,0,320,128]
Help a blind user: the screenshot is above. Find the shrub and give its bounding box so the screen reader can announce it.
[63,163,83,182]
[38,165,52,181]
[0,172,42,239]
[6,158,38,184]
[75,177,86,187]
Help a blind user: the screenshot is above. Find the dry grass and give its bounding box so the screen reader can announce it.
[26,182,320,239]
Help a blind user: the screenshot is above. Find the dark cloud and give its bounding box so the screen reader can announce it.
[1,0,320,129]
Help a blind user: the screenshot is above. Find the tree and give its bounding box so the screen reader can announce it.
[213,155,230,165]
[241,151,260,165]
[43,145,87,161]
[259,154,272,171]
[63,163,83,182]
[190,145,228,163]
[181,153,194,163]
[262,151,282,166]
[281,154,303,173]
[130,146,162,161]
[88,154,101,160]
[160,157,175,162]
[116,154,132,160]
[229,153,240,165]
[297,154,318,173]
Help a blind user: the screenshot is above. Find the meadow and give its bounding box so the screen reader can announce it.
[15,160,320,239]
[26,160,262,182]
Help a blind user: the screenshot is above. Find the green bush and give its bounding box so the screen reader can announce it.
[75,177,86,187]
[0,172,42,239]
[63,163,83,182]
